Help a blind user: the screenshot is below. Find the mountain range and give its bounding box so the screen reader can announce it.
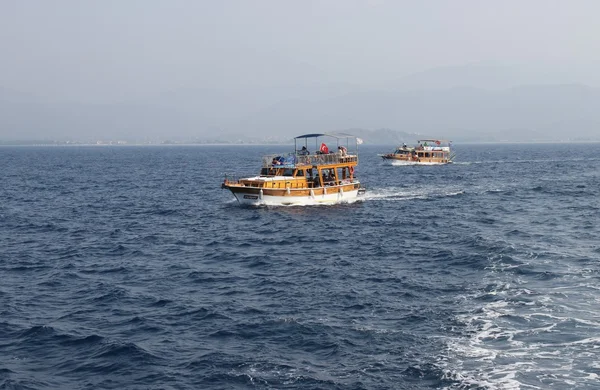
[1,65,599,143]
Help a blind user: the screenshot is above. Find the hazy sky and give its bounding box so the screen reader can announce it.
[2,0,599,103]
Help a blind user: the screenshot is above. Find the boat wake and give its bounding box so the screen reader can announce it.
[457,156,600,166]
[438,252,600,389]
[363,187,464,202]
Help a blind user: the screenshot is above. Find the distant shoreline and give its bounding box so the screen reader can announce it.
[1,140,600,147]
[0,142,294,147]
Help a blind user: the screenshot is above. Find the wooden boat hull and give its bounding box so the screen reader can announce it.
[224,183,362,206]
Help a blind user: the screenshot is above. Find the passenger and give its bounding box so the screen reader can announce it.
[299,146,310,155]
[337,146,347,156]
[326,170,335,183]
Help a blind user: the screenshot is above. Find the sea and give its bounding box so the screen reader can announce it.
[1,143,599,390]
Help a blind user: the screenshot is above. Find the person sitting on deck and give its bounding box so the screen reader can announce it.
[337,146,347,156]
[299,146,310,155]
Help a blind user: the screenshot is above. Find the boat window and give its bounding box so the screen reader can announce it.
[295,169,304,177]
[283,168,294,176]
[424,152,430,158]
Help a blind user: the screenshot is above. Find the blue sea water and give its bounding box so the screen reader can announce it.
[1,143,599,389]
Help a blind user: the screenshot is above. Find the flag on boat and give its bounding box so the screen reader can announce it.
[320,143,329,154]
[435,140,441,145]
[356,138,363,145]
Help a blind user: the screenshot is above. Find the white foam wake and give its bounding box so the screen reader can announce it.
[439,255,600,389]
[362,186,464,202]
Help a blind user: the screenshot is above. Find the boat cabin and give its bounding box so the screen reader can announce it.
[414,147,450,163]
[238,151,357,189]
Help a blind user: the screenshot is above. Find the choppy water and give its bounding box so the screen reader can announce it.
[1,143,599,389]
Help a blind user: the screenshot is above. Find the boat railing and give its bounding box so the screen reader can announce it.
[308,153,358,166]
[222,173,241,184]
[262,152,358,168]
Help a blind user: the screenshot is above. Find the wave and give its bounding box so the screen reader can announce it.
[441,276,600,389]
[3,144,600,389]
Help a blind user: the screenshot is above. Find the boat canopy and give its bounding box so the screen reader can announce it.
[295,132,360,140]
[417,139,451,143]
[294,132,362,153]
[295,133,328,139]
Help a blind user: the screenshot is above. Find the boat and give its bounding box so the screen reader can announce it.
[379,139,454,165]
[222,133,365,206]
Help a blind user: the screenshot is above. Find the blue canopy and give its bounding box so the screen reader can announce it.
[294,133,328,139]
[295,133,359,140]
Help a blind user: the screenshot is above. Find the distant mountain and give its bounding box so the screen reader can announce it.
[387,64,542,91]
[2,63,600,143]
[0,82,366,141]
[226,83,600,142]
[0,97,202,141]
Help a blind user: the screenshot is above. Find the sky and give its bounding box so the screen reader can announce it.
[1,0,599,141]
[2,0,599,100]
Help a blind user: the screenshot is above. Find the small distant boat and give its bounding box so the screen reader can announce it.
[379,139,454,165]
[222,133,366,206]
